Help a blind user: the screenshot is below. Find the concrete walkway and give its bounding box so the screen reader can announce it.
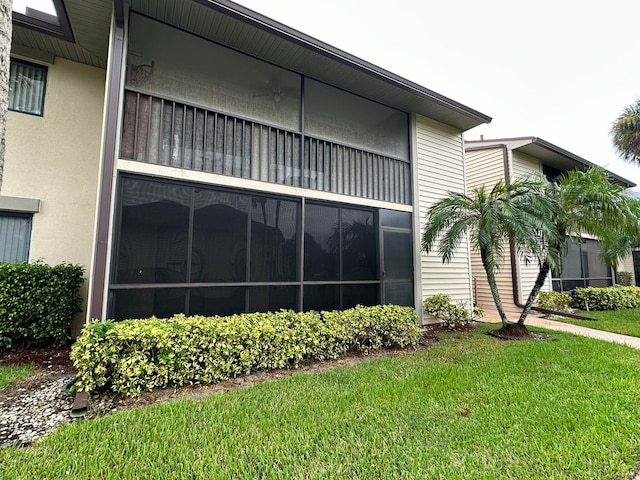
[480,313,640,350]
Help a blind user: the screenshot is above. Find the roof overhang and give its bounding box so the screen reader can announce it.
[11,0,491,132]
[465,136,636,187]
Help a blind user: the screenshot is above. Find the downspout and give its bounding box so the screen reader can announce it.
[88,0,125,320]
[501,145,524,310]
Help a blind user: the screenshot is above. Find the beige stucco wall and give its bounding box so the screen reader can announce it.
[414,115,473,322]
[3,56,106,334]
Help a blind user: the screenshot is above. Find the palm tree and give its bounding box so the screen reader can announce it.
[611,98,640,163]
[600,234,638,284]
[0,0,12,191]
[516,167,640,326]
[422,177,557,328]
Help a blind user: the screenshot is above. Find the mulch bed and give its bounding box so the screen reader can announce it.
[487,323,550,340]
[0,346,75,371]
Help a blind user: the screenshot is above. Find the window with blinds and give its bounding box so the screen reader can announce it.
[0,213,31,263]
[9,59,47,116]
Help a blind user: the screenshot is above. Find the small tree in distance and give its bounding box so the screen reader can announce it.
[611,98,640,163]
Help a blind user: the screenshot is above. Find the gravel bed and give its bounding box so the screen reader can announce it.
[0,368,75,448]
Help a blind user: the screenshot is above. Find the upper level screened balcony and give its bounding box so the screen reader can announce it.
[119,13,412,206]
[120,89,411,205]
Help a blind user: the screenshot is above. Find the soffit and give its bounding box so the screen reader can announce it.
[515,141,635,187]
[11,0,111,69]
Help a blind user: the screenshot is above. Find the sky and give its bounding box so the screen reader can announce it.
[12,0,56,16]
[235,0,640,187]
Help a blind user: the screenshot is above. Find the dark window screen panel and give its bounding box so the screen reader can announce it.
[559,279,586,292]
[248,285,299,312]
[0,214,30,263]
[342,208,377,281]
[111,288,186,320]
[583,239,610,279]
[559,239,582,278]
[342,284,379,309]
[303,284,339,312]
[304,204,339,281]
[587,279,613,288]
[384,281,414,306]
[383,231,412,280]
[380,209,411,229]
[555,238,611,291]
[192,190,249,282]
[116,179,191,284]
[190,287,246,317]
[304,78,408,160]
[250,197,299,282]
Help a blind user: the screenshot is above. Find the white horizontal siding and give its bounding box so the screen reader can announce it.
[415,115,472,308]
[510,151,551,301]
[464,147,517,317]
[511,151,541,179]
[465,147,505,191]
[620,252,636,285]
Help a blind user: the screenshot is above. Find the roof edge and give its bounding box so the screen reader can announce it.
[465,136,636,187]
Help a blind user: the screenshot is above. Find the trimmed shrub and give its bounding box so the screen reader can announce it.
[616,271,633,286]
[571,286,640,311]
[71,305,420,397]
[536,291,571,312]
[423,294,472,329]
[0,262,84,349]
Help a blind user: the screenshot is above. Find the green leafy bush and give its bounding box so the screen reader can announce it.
[616,271,633,286]
[536,291,571,312]
[0,262,84,349]
[571,286,640,311]
[423,294,472,329]
[71,305,420,397]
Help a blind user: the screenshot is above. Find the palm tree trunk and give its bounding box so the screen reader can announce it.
[517,259,552,325]
[481,251,509,327]
[0,0,12,192]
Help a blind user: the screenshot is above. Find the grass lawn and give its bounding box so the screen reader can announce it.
[0,364,36,392]
[2,323,640,479]
[558,309,640,338]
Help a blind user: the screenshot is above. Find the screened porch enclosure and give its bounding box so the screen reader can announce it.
[109,176,413,320]
[120,12,412,205]
[552,238,613,292]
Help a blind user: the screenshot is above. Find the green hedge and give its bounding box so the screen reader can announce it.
[71,305,420,397]
[0,262,84,349]
[536,291,571,312]
[571,286,640,311]
[423,294,473,328]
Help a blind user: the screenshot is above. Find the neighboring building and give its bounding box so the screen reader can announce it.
[2,0,491,333]
[465,136,636,317]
